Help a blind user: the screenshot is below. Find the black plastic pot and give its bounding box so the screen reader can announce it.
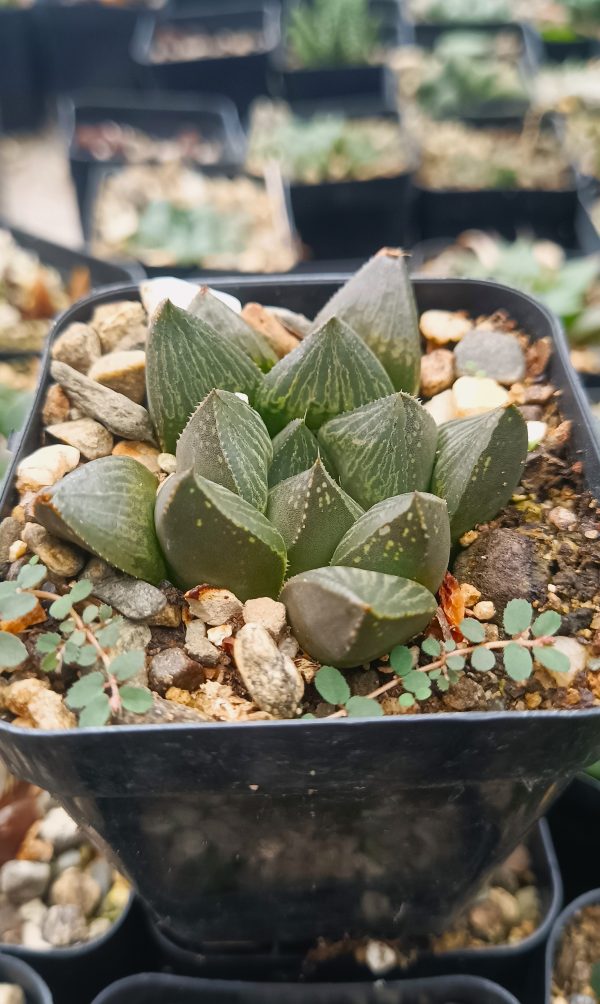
[93,974,522,1004]
[34,0,143,96]
[414,20,541,76]
[132,4,281,119]
[0,274,598,950]
[142,819,559,1003]
[61,90,247,221]
[544,889,600,1003]
[548,775,600,905]
[0,952,53,1004]
[1,895,150,1004]
[0,8,44,133]
[541,34,600,62]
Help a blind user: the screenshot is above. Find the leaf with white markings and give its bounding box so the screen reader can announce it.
[268,419,320,488]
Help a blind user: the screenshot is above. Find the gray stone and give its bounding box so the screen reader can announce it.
[0,861,51,904]
[55,850,82,875]
[37,807,82,852]
[184,624,221,666]
[233,623,304,717]
[0,518,22,565]
[87,858,113,899]
[50,361,155,443]
[84,559,166,621]
[21,522,85,578]
[453,529,550,617]
[51,322,101,374]
[46,418,114,461]
[454,329,526,386]
[149,648,205,697]
[42,904,88,947]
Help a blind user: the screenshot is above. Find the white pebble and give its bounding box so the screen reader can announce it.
[453,376,510,417]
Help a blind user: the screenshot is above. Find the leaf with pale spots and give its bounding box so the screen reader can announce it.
[267,459,362,577]
[188,286,278,372]
[268,419,320,488]
[319,393,437,510]
[155,469,286,601]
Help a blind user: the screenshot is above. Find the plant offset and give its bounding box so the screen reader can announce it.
[0,250,596,728]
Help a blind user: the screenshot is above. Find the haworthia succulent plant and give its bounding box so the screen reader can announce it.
[146,299,261,453]
[176,390,272,512]
[256,316,394,435]
[331,491,451,593]
[312,248,421,393]
[431,404,528,542]
[188,286,278,372]
[318,392,438,510]
[281,566,437,668]
[34,457,166,585]
[155,469,286,599]
[268,419,320,488]
[267,459,363,577]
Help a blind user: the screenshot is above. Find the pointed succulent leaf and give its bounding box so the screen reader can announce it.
[155,469,286,600]
[281,566,437,668]
[146,300,261,452]
[331,491,450,593]
[188,286,278,372]
[268,419,320,488]
[176,389,272,512]
[430,405,528,541]
[267,459,363,578]
[34,457,166,585]
[256,317,393,435]
[319,392,437,509]
[312,248,421,393]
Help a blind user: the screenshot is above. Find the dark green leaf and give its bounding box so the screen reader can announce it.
[36,632,62,655]
[110,650,146,682]
[390,645,414,676]
[422,637,441,657]
[119,685,154,713]
[0,631,27,668]
[78,693,111,728]
[471,647,496,671]
[503,599,533,636]
[345,696,384,718]
[532,610,561,638]
[503,642,533,681]
[314,665,351,706]
[533,645,571,674]
[268,419,320,488]
[460,617,486,643]
[66,672,106,710]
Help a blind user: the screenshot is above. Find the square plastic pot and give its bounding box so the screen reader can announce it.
[92,974,522,1004]
[131,4,281,119]
[413,20,541,75]
[0,8,44,133]
[548,775,600,905]
[0,952,52,1004]
[0,275,599,950]
[33,1,143,95]
[544,889,600,1002]
[60,91,247,222]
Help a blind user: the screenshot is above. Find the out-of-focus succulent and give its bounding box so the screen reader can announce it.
[35,250,528,668]
[287,0,381,69]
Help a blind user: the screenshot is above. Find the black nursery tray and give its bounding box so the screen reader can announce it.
[0,275,598,952]
[61,91,247,220]
[413,20,541,74]
[544,889,600,1003]
[0,8,44,133]
[92,974,522,1004]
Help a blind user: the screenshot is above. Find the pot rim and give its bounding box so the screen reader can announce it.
[544,887,600,1002]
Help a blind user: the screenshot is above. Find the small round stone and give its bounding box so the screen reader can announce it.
[473,601,495,621]
[454,329,526,386]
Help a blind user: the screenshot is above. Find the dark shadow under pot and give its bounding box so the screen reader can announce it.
[0,275,598,950]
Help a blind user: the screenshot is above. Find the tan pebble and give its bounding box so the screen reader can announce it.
[424,388,457,425]
[207,623,233,648]
[51,322,101,374]
[459,530,479,547]
[487,886,521,927]
[484,623,499,642]
[548,506,577,531]
[88,350,146,404]
[21,522,84,578]
[420,348,455,398]
[420,310,472,345]
[42,384,71,426]
[46,418,114,461]
[88,916,112,940]
[525,692,542,709]
[233,622,304,717]
[50,867,102,916]
[16,444,80,493]
[91,301,147,353]
[0,983,25,1003]
[243,597,287,640]
[473,601,495,621]
[363,940,397,975]
[8,540,26,562]
[453,376,510,417]
[29,690,77,730]
[146,603,181,628]
[468,899,506,941]
[158,452,176,474]
[112,440,160,474]
[459,582,481,606]
[241,302,300,357]
[184,586,243,625]
[585,529,599,540]
[515,886,539,922]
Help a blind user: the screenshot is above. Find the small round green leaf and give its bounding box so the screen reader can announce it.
[69,580,93,605]
[532,610,561,639]
[98,605,113,621]
[533,645,571,674]
[314,665,351,706]
[437,676,450,692]
[82,605,100,625]
[77,645,98,668]
[422,637,441,657]
[49,595,73,621]
[110,650,146,682]
[399,693,415,708]
[66,672,106,710]
[390,645,414,677]
[345,696,384,718]
[471,647,496,672]
[60,619,75,635]
[71,630,86,647]
[119,685,154,713]
[17,563,47,589]
[95,622,121,649]
[0,592,38,621]
[78,693,111,728]
[41,652,58,673]
[460,618,486,643]
[36,632,62,655]
[0,632,28,669]
[503,642,533,681]
[503,599,533,636]
[403,670,432,699]
[446,655,466,672]
[444,639,457,652]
